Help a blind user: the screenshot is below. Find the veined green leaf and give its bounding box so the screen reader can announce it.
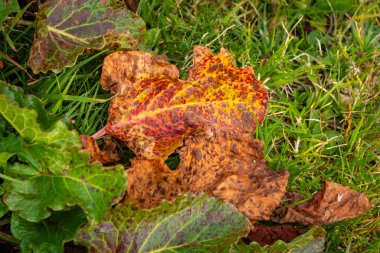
[11,206,86,253]
[27,0,146,73]
[0,97,79,148]
[0,81,59,130]
[0,82,126,224]
[75,194,251,253]
[4,160,125,223]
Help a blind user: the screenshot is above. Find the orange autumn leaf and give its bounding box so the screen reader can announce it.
[274,181,372,225]
[126,132,289,223]
[94,46,268,159]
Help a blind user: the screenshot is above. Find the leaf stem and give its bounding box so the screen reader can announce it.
[92,127,107,139]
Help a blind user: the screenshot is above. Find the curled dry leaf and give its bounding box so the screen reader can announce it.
[95,46,268,159]
[126,132,289,223]
[124,0,139,12]
[80,135,120,164]
[245,224,306,246]
[232,226,326,253]
[274,181,372,225]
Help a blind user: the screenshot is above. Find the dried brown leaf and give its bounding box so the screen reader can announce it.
[125,132,289,223]
[100,51,178,95]
[124,0,139,12]
[275,181,372,225]
[126,158,180,209]
[178,131,289,222]
[245,224,306,246]
[80,135,120,164]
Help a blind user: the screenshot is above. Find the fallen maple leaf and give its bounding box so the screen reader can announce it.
[273,181,372,225]
[126,131,289,223]
[90,45,372,251]
[94,46,268,159]
[80,135,120,164]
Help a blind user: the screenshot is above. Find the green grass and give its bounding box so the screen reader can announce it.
[1,0,379,252]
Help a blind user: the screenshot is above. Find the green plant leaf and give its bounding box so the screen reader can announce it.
[0,82,126,223]
[11,206,86,253]
[0,96,79,151]
[27,0,146,74]
[4,159,125,223]
[0,82,84,173]
[75,194,251,252]
[231,226,326,253]
[0,0,20,26]
[0,81,59,130]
